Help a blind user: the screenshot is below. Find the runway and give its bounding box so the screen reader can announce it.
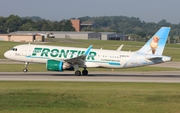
[0,71,180,83]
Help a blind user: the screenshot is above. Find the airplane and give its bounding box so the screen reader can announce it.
[4,27,171,76]
[117,44,124,51]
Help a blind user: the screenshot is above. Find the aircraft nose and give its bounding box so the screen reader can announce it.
[4,51,11,59]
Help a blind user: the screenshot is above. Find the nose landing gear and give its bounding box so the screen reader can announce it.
[23,62,29,72]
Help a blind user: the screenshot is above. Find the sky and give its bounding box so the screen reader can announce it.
[0,0,180,24]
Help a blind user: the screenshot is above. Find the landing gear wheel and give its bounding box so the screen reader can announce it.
[82,70,88,75]
[23,62,29,72]
[23,68,28,72]
[75,70,81,76]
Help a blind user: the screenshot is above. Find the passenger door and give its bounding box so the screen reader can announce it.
[22,45,28,56]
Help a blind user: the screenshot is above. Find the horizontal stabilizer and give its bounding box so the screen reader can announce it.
[145,54,172,62]
[145,55,163,60]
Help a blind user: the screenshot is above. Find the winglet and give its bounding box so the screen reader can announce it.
[84,45,93,56]
[117,44,124,51]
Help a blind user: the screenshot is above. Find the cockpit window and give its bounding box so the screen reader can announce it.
[12,48,17,51]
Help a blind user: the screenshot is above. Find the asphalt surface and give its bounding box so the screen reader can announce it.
[1,59,180,83]
[0,71,180,83]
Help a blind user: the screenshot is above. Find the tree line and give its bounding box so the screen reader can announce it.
[0,15,179,43]
[78,16,180,36]
[0,15,75,33]
[78,16,180,43]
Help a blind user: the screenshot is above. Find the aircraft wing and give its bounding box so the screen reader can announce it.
[64,55,86,65]
[64,45,92,65]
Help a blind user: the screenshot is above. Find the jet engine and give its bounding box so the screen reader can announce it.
[46,60,73,71]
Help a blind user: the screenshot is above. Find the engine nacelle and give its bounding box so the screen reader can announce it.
[46,60,71,71]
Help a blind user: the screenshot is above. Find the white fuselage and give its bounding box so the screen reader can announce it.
[4,44,171,69]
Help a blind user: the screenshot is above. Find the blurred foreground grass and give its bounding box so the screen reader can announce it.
[0,81,180,113]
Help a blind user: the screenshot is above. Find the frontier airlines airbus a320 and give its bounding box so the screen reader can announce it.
[4,27,171,76]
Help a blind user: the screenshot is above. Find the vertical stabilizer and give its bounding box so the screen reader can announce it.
[138,27,170,55]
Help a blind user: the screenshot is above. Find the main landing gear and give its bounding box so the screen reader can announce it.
[74,68,88,76]
[23,62,29,72]
[82,68,88,75]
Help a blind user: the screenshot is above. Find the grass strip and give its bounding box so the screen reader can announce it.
[0,81,180,113]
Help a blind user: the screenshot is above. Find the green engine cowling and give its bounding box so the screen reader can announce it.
[46,60,64,71]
